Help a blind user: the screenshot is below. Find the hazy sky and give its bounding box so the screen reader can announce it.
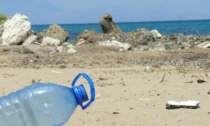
[0,0,210,24]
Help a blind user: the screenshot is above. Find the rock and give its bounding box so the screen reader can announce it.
[131,29,158,45]
[23,35,38,45]
[22,45,48,53]
[150,30,162,38]
[1,13,31,45]
[61,42,70,46]
[41,37,61,46]
[56,46,64,53]
[164,42,182,50]
[67,44,77,53]
[41,24,69,43]
[74,30,102,45]
[149,43,166,51]
[98,40,131,51]
[197,41,210,48]
[99,13,122,34]
[0,24,3,37]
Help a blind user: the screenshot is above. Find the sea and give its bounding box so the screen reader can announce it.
[31,20,210,43]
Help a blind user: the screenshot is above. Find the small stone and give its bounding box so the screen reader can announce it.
[207,90,210,94]
[197,79,207,83]
[113,112,120,114]
[184,81,193,83]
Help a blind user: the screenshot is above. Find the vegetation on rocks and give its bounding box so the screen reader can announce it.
[0,13,7,24]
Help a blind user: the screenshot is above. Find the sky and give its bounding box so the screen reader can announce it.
[0,0,210,25]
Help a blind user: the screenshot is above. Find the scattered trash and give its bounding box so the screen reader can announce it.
[152,64,161,69]
[51,70,62,74]
[166,100,199,109]
[129,107,134,110]
[98,76,108,81]
[160,73,166,83]
[113,112,120,114]
[31,79,41,84]
[144,66,154,72]
[96,94,102,99]
[0,73,95,126]
[184,81,193,83]
[139,98,160,102]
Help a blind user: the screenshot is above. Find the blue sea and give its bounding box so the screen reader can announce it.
[32,20,210,42]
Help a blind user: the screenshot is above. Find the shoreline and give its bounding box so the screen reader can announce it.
[0,47,210,70]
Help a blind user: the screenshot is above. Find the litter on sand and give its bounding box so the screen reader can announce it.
[166,100,199,109]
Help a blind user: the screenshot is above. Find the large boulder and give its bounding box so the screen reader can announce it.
[100,13,122,34]
[1,13,31,45]
[41,24,69,43]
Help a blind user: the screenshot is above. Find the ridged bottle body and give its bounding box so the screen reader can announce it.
[0,83,78,126]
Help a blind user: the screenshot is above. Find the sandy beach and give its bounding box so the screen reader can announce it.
[0,48,210,126]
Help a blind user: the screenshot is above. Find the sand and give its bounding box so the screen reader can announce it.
[0,48,210,126]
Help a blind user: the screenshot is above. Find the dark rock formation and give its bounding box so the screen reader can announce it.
[74,30,103,45]
[41,24,69,43]
[100,13,122,34]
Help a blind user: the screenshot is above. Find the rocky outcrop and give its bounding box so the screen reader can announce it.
[100,13,122,34]
[1,13,31,45]
[41,24,69,43]
[74,28,162,47]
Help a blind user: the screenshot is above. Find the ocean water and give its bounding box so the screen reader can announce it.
[32,20,210,42]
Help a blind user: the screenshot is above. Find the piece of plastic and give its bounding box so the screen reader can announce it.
[0,73,95,126]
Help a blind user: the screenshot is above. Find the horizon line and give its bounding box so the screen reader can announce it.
[32,18,210,26]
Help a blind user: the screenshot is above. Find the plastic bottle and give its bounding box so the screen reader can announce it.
[0,73,95,126]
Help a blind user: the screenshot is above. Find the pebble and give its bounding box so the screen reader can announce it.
[113,112,120,114]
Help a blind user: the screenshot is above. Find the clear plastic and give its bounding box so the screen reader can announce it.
[0,83,78,126]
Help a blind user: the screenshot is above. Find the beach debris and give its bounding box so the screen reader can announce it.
[98,76,108,81]
[197,78,208,83]
[51,70,62,74]
[196,41,210,48]
[166,100,199,109]
[160,73,166,83]
[139,98,160,102]
[152,64,161,69]
[144,66,154,72]
[96,94,102,99]
[31,79,41,84]
[205,72,210,77]
[184,80,193,83]
[113,112,120,114]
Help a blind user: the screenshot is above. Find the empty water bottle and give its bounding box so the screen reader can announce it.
[0,73,95,126]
